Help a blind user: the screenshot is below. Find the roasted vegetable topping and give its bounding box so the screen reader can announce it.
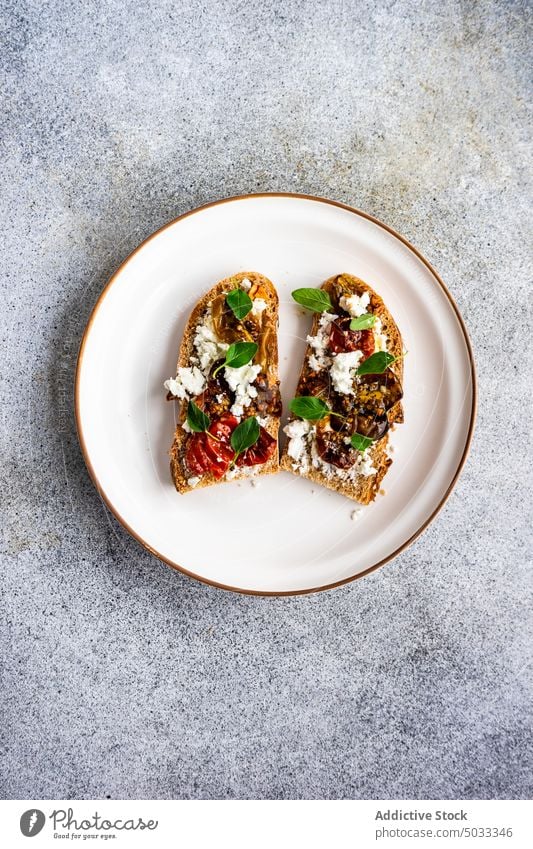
[328,317,375,359]
[252,373,282,417]
[236,425,276,467]
[316,422,359,469]
[185,413,274,478]
[357,369,403,414]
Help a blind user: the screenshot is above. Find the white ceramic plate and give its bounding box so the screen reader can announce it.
[76,194,476,594]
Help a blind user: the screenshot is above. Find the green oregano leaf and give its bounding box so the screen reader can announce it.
[289,396,345,422]
[212,341,258,377]
[350,433,374,452]
[289,396,330,420]
[226,288,253,321]
[356,351,396,376]
[291,288,333,313]
[230,416,260,464]
[349,313,376,330]
[186,400,210,433]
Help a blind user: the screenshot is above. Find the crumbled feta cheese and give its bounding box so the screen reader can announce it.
[164,366,206,400]
[187,476,201,488]
[225,363,261,416]
[284,419,312,439]
[193,314,229,372]
[306,312,336,371]
[373,317,388,352]
[330,350,363,394]
[358,453,377,476]
[339,291,370,317]
[284,419,312,463]
[310,436,323,471]
[240,277,252,290]
[251,298,267,316]
[225,464,258,481]
[181,419,193,433]
[351,509,362,521]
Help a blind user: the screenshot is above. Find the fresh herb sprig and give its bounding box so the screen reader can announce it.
[187,401,221,442]
[350,433,374,452]
[350,313,376,330]
[289,396,344,422]
[291,288,333,313]
[230,416,260,466]
[212,341,258,378]
[186,399,210,433]
[226,288,253,321]
[356,351,396,376]
[186,400,222,442]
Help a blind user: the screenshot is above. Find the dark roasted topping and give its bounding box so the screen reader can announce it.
[316,422,359,469]
[236,425,276,467]
[328,316,375,359]
[357,369,403,414]
[251,373,282,417]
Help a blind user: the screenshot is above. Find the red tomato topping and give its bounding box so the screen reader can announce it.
[185,414,276,478]
[236,426,277,467]
[208,414,239,442]
[185,433,213,476]
[328,318,375,360]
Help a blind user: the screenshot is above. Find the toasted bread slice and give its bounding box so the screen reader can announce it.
[280,273,404,504]
[166,272,281,493]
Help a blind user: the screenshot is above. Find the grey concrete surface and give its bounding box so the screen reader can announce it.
[1,0,531,800]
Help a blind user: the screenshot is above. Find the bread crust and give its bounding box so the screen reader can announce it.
[169,272,281,492]
[280,273,403,504]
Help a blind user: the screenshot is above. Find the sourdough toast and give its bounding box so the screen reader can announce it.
[280,273,403,504]
[166,272,281,492]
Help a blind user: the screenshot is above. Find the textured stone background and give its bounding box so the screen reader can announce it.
[1,0,531,799]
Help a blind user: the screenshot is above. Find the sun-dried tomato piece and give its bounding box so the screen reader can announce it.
[315,423,358,469]
[185,433,213,476]
[186,416,275,477]
[328,317,375,360]
[208,414,239,442]
[236,426,277,467]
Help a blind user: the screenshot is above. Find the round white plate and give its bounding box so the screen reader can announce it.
[76,194,476,595]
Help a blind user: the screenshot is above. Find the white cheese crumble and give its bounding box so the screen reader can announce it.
[225,363,261,416]
[306,312,336,371]
[358,453,377,477]
[164,366,205,400]
[225,464,260,481]
[351,509,362,521]
[330,350,363,395]
[284,419,312,466]
[251,298,267,316]
[164,309,230,399]
[373,316,388,353]
[187,476,201,488]
[339,291,370,317]
[240,277,252,290]
[193,315,229,372]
